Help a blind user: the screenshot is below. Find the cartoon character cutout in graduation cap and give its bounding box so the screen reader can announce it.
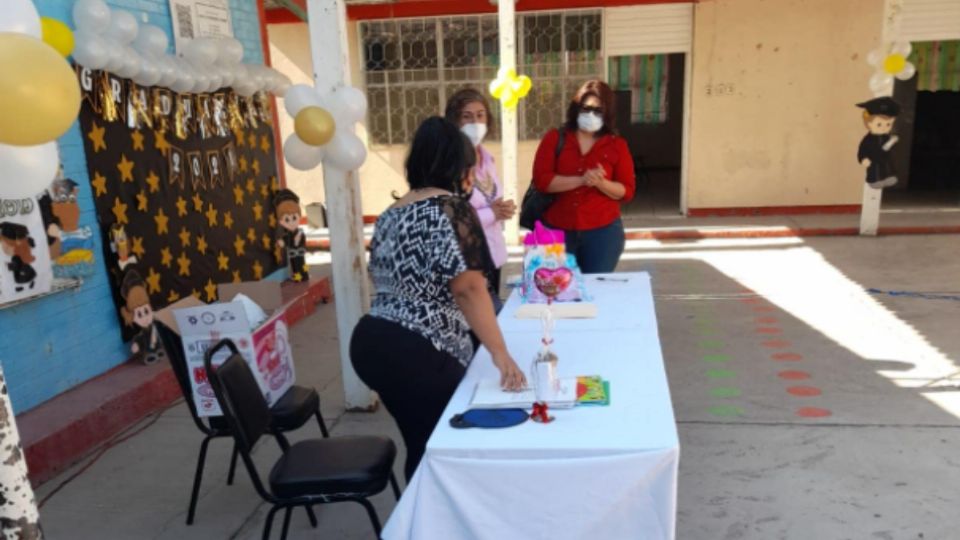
[0,222,38,292]
[856,97,901,189]
[120,270,166,366]
[274,189,309,283]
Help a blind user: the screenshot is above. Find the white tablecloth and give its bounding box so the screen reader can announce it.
[382,272,679,540]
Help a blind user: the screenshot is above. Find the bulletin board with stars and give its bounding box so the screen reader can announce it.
[76,68,283,338]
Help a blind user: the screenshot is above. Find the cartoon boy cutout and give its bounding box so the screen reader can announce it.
[856,97,901,189]
[0,222,37,292]
[274,189,309,283]
[120,270,166,366]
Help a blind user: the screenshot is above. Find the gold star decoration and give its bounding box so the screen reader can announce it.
[233,235,246,256]
[135,190,148,212]
[273,243,282,264]
[260,184,269,198]
[217,251,230,271]
[175,196,188,217]
[268,213,277,229]
[191,288,201,299]
[177,251,191,277]
[252,159,261,177]
[292,272,304,282]
[146,267,162,294]
[160,247,173,268]
[87,122,107,152]
[223,210,234,229]
[154,208,169,235]
[205,204,219,227]
[91,172,107,197]
[252,200,263,221]
[146,171,160,193]
[260,135,271,153]
[246,227,256,243]
[204,279,218,302]
[167,289,181,303]
[192,193,203,212]
[111,197,128,225]
[245,177,255,194]
[261,233,272,250]
[131,236,145,258]
[232,270,241,283]
[233,185,245,206]
[253,260,264,280]
[196,235,208,255]
[234,128,246,147]
[238,156,248,173]
[270,176,280,193]
[178,227,191,248]
[154,129,170,155]
[117,154,135,183]
[248,133,256,148]
[131,130,145,151]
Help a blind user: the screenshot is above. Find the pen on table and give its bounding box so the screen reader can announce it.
[596,277,629,282]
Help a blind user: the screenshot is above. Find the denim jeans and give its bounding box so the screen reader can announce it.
[552,218,625,274]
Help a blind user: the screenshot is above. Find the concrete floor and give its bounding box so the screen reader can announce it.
[35,234,960,539]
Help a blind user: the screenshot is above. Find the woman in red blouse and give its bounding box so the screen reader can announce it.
[531,80,635,273]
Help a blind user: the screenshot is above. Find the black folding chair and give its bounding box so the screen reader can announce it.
[155,322,330,525]
[204,339,400,540]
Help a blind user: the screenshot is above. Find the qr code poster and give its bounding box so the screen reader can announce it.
[169,0,234,54]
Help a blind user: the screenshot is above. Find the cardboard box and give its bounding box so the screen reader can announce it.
[163,282,296,417]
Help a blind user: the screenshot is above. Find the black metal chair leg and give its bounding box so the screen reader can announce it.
[304,505,318,528]
[315,410,329,438]
[280,507,293,540]
[186,435,213,525]
[389,473,401,500]
[227,442,239,486]
[263,505,281,540]
[356,498,382,537]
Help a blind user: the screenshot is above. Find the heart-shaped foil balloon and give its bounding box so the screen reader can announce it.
[533,267,573,299]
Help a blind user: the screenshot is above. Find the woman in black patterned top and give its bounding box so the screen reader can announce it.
[351,117,526,481]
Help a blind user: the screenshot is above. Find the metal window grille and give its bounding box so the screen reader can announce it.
[360,10,603,146]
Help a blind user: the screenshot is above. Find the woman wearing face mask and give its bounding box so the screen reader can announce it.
[351,117,526,481]
[531,80,636,273]
[444,88,515,294]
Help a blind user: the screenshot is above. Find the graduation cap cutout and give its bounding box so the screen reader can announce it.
[856,97,901,117]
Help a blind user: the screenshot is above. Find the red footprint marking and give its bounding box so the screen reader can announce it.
[787,386,822,397]
[797,407,832,418]
[772,352,803,361]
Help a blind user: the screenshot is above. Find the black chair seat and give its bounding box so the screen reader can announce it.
[269,436,397,499]
[270,385,320,431]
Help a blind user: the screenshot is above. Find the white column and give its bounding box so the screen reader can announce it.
[498,0,520,244]
[0,368,42,538]
[860,0,904,236]
[306,0,375,410]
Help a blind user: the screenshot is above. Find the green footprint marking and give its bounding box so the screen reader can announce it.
[710,387,742,398]
[702,354,731,363]
[708,405,744,417]
[699,339,725,350]
[705,369,736,379]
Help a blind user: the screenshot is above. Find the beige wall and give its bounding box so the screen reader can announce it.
[687,0,882,209]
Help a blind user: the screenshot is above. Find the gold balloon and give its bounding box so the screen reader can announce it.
[294,106,336,146]
[0,33,81,146]
[40,17,74,58]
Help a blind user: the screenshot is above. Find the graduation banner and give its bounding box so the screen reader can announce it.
[75,66,282,338]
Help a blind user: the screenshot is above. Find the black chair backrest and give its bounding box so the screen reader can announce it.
[204,339,272,453]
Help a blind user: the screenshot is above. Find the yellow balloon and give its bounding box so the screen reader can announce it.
[0,32,81,146]
[41,17,74,58]
[294,106,336,146]
[883,53,906,75]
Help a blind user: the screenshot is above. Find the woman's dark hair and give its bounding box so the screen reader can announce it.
[405,116,477,193]
[444,88,496,132]
[564,79,617,136]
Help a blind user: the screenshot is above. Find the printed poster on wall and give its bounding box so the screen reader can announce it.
[173,301,294,417]
[0,196,53,305]
[169,0,234,53]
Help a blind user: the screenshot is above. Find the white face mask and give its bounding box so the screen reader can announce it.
[577,112,604,133]
[461,122,488,147]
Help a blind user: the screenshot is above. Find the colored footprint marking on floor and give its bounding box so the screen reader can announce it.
[699,339,725,350]
[797,407,832,418]
[706,369,736,379]
[761,339,791,348]
[778,370,811,380]
[772,352,803,361]
[710,387,742,398]
[787,385,822,397]
[702,354,730,363]
[708,405,744,417]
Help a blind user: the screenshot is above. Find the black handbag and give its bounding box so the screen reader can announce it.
[519,128,566,230]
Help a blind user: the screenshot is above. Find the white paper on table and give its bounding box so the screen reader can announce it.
[231,292,268,329]
[469,378,577,409]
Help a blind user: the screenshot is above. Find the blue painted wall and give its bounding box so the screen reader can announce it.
[0,0,266,414]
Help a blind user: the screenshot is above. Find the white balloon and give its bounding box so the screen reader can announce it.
[326,132,367,171]
[895,62,916,81]
[866,49,883,67]
[284,135,324,171]
[271,71,292,97]
[869,72,894,95]
[135,56,162,86]
[158,56,178,88]
[328,86,368,124]
[219,38,244,65]
[73,32,110,69]
[106,44,127,73]
[73,0,111,33]
[891,41,912,57]
[116,47,142,79]
[108,10,139,45]
[133,25,168,57]
[184,37,218,66]
[284,84,321,116]
[192,66,211,93]
[218,65,235,89]
[170,66,194,94]
[0,142,60,199]
[1,0,42,38]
